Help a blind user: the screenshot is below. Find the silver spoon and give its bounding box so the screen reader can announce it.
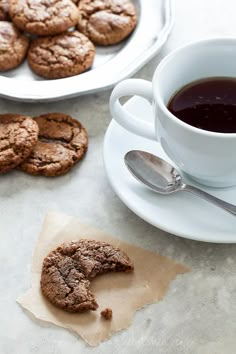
[125,150,236,216]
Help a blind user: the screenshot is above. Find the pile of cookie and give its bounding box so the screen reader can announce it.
[0,113,88,176]
[0,0,137,79]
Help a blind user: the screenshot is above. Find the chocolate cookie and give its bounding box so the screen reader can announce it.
[0,21,29,71]
[19,113,88,176]
[41,239,134,312]
[0,114,39,174]
[77,0,137,45]
[10,0,79,36]
[0,0,10,21]
[27,31,95,79]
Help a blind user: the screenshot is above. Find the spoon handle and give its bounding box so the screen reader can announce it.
[182,184,236,216]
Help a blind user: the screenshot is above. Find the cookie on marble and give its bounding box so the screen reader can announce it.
[41,239,134,312]
[19,113,88,177]
[0,114,39,174]
[0,21,29,71]
[9,0,79,36]
[27,31,95,79]
[0,0,10,21]
[77,0,137,45]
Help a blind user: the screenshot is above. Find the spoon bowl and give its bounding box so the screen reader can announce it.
[125,150,183,194]
[125,150,236,216]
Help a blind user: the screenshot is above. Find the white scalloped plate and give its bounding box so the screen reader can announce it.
[0,0,174,102]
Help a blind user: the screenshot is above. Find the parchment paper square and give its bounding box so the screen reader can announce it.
[18,212,189,346]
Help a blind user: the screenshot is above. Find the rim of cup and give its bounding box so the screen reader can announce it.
[153,37,236,138]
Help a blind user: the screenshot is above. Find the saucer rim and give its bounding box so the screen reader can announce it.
[103,97,236,243]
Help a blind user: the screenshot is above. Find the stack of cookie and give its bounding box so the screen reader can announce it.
[0,0,137,79]
[0,113,88,176]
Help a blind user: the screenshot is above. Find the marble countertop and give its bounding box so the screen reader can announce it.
[1,1,236,353]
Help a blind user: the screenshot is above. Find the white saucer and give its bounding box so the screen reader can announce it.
[104,96,236,243]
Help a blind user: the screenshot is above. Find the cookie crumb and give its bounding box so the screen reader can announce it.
[100,308,113,320]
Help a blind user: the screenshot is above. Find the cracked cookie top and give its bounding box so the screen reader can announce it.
[0,114,39,173]
[0,0,10,21]
[40,239,134,312]
[77,0,137,45]
[0,21,30,71]
[10,0,79,36]
[19,113,88,176]
[27,31,95,79]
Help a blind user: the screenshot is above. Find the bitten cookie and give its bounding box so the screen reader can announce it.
[0,0,10,21]
[0,114,39,173]
[77,0,137,45]
[10,0,79,36]
[0,21,29,71]
[19,113,88,176]
[27,31,95,79]
[41,239,134,312]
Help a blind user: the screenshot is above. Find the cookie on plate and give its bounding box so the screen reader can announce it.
[0,114,39,174]
[77,0,137,45]
[41,239,134,312]
[0,21,29,71]
[9,0,79,36]
[19,113,88,177]
[0,0,10,21]
[27,31,95,79]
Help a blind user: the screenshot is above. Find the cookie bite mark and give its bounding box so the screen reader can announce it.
[9,0,79,36]
[19,113,88,176]
[27,31,95,79]
[41,239,134,312]
[77,0,137,45]
[0,21,29,71]
[0,114,39,173]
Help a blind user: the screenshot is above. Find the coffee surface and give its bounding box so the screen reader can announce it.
[168,77,236,133]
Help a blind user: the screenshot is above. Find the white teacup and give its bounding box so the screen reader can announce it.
[110,38,236,188]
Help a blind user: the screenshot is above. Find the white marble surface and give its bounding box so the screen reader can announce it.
[1,1,236,353]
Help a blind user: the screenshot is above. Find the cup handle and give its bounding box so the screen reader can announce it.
[109,79,156,140]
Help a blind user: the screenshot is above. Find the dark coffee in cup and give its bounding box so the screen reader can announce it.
[167,77,236,133]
